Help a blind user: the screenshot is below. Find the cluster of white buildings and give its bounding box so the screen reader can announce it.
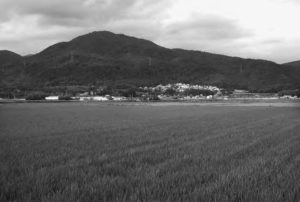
[45,95,127,101]
[158,95,215,100]
[140,83,221,93]
[43,84,299,102]
[79,96,127,101]
[279,95,299,100]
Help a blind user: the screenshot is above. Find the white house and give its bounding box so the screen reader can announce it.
[79,96,109,101]
[93,96,109,101]
[112,96,127,101]
[280,95,298,99]
[45,96,59,101]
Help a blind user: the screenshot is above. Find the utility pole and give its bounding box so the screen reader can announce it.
[148,57,152,66]
[70,51,74,63]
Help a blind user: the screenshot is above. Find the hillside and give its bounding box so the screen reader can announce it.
[283,60,300,68]
[0,50,31,90]
[1,31,300,94]
[0,50,22,64]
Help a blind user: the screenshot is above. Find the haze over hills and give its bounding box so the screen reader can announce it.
[1,31,300,94]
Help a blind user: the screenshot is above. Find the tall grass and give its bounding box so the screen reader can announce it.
[0,103,299,201]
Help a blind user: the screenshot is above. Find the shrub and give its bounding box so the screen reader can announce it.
[165,88,176,96]
[149,95,160,101]
[121,88,137,97]
[58,95,73,100]
[278,89,300,97]
[97,87,113,96]
[25,92,47,100]
[184,89,214,96]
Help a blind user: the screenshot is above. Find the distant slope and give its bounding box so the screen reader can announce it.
[282,61,300,89]
[283,60,300,67]
[1,31,300,92]
[0,50,30,89]
[0,50,22,65]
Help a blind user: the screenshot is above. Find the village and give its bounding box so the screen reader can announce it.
[37,83,299,102]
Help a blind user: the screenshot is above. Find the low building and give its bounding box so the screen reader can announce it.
[231,90,256,98]
[280,95,298,99]
[93,96,109,101]
[112,96,127,101]
[78,92,89,97]
[45,96,59,101]
[79,96,109,101]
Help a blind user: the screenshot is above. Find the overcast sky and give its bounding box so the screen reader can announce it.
[0,0,300,63]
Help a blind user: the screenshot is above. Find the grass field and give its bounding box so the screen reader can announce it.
[0,103,300,201]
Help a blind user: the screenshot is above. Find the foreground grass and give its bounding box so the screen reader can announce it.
[0,103,299,201]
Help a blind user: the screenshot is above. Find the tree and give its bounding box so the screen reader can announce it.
[121,88,137,97]
[184,89,214,96]
[25,92,47,100]
[165,88,176,96]
[97,87,113,96]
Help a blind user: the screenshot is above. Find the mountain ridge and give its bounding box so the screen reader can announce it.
[1,31,300,94]
[283,60,300,67]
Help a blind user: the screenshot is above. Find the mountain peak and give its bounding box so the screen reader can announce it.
[38,30,166,58]
[0,50,21,57]
[0,50,22,64]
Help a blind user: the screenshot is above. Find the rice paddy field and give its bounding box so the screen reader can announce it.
[0,102,300,201]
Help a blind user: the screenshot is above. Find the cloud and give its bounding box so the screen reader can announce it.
[0,0,171,27]
[0,0,171,54]
[166,15,252,41]
[260,38,284,45]
[0,0,300,63]
[155,14,253,58]
[278,0,300,4]
[255,38,300,63]
[0,0,132,25]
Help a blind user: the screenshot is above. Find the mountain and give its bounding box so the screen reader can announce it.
[0,50,30,90]
[283,60,300,68]
[0,50,22,64]
[1,31,300,94]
